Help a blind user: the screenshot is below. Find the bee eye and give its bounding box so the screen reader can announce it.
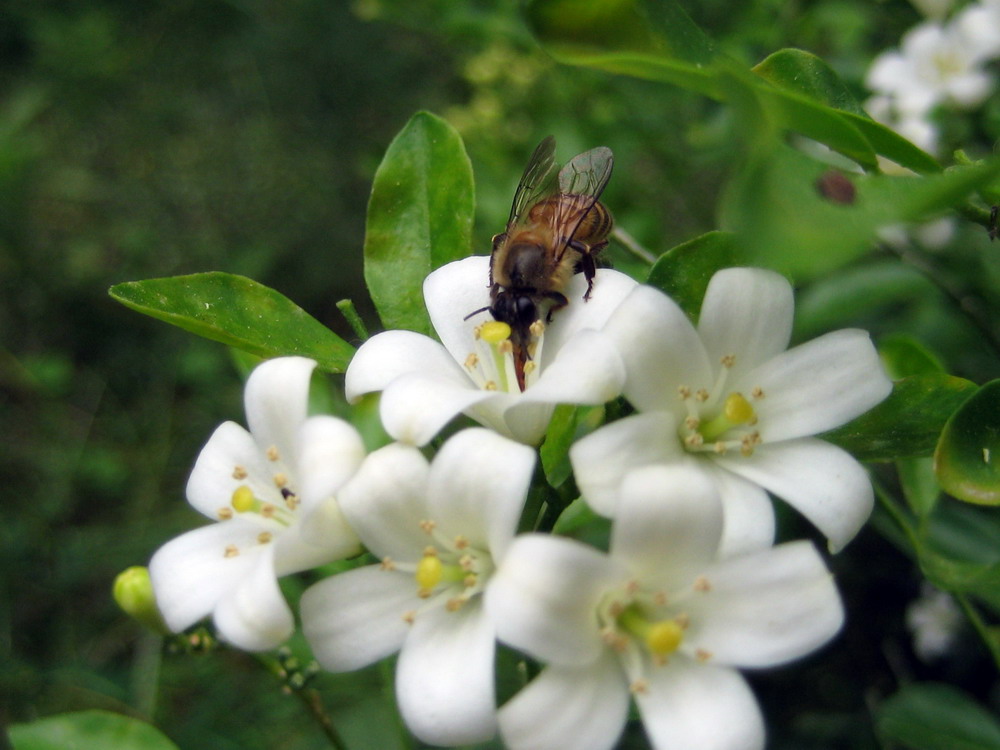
[515,296,537,326]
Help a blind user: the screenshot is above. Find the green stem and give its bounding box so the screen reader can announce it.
[337,298,369,341]
[611,226,657,265]
[954,593,1000,672]
[257,654,349,750]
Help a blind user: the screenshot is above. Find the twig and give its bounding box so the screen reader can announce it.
[611,226,657,265]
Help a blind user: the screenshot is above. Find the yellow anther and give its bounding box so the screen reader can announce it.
[454,535,469,550]
[693,576,712,592]
[720,354,736,368]
[695,648,713,662]
[684,416,700,431]
[257,532,273,544]
[529,319,545,337]
[646,620,684,655]
[751,386,765,400]
[273,473,288,488]
[484,381,498,391]
[380,557,396,571]
[419,520,437,534]
[523,361,537,375]
[266,446,280,461]
[678,385,692,399]
[232,465,248,480]
[695,389,710,402]
[498,340,514,355]
[464,353,479,369]
[217,507,234,520]
[445,597,464,612]
[463,574,478,588]
[630,679,650,694]
[223,544,240,558]
[724,392,756,425]
[416,554,444,592]
[231,485,256,513]
[261,503,277,519]
[403,611,416,624]
[480,320,512,344]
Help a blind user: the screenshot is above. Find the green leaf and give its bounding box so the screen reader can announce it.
[645,231,753,318]
[876,683,1000,750]
[364,111,474,334]
[719,143,1000,281]
[10,710,180,750]
[880,334,947,379]
[109,273,354,373]
[540,404,580,487]
[823,374,978,461]
[935,379,1000,505]
[899,458,941,518]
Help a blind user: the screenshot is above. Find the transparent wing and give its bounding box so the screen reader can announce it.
[552,146,614,258]
[506,136,559,228]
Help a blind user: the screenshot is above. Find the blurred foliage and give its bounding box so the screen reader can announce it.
[5,0,1000,749]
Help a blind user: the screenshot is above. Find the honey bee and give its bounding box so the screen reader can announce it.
[467,136,614,388]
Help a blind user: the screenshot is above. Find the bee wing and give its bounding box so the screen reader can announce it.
[553,146,614,259]
[506,135,559,228]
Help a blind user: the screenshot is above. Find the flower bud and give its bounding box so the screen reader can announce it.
[113,566,169,634]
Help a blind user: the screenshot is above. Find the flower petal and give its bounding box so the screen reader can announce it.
[427,428,535,560]
[344,329,470,402]
[715,438,874,552]
[496,400,556,446]
[517,329,625,407]
[697,268,793,374]
[148,520,265,632]
[244,356,316,465]
[273,505,360,576]
[380,371,506,446]
[610,464,724,588]
[396,603,498,746]
[186,421,270,520]
[295,415,366,513]
[636,660,764,750]
[542,268,639,356]
[424,256,495,366]
[498,653,629,750]
[487,534,623,667]
[213,545,294,651]
[300,566,416,671]
[569,411,684,517]
[704,463,776,558]
[336,443,431,561]
[740,328,892,442]
[681,541,843,668]
[603,285,712,413]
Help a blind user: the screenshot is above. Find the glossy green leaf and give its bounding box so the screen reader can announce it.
[935,379,1000,505]
[10,710,180,750]
[899,458,941,518]
[645,231,753,318]
[880,334,947,379]
[876,683,1000,750]
[719,143,1000,281]
[364,111,474,334]
[109,273,354,373]
[540,404,579,488]
[753,48,939,174]
[823,374,978,461]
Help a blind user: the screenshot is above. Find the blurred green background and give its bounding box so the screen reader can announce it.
[5,1,999,748]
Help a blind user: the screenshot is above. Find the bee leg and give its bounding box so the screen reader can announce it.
[576,250,597,301]
[543,292,568,323]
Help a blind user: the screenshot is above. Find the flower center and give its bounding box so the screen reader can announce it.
[462,320,545,393]
[383,519,495,623]
[216,446,301,558]
[677,355,765,457]
[595,575,715,693]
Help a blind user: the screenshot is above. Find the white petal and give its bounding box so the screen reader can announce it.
[542,269,640,356]
[517,329,625,407]
[716,438,874,552]
[379,371,505,446]
[681,541,843,668]
[273,506,360,576]
[427,428,535,560]
[424,256,495,366]
[570,411,684,517]
[499,653,629,750]
[244,356,316,464]
[636,660,764,750]
[704,464,776,558]
[148,520,263,632]
[698,268,793,374]
[487,534,623,667]
[741,328,892,442]
[396,603,498,746]
[336,443,431,561]
[603,285,712,413]
[344,329,469,402]
[213,545,294,651]
[610,465,724,589]
[497,400,556,446]
[295,416,366,514]
[300,566,416,671]
[185,421,270,520]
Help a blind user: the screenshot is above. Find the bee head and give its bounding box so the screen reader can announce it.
[490,292,538,336]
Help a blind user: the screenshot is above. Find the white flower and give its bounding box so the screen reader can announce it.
[866,21,994,118]
[345,255,637,446]
[486,465,844,750]
[956,0,1000,61]
[571,268,892,554]
[906,583,963,660]
[300,428,535,747]
[149,357,365,651]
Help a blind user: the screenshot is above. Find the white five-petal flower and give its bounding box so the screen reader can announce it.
[300,428,535,747]
[571,268,892,553]
[149,357,365,651]
[487,464,844,750]
[345,255,637,446]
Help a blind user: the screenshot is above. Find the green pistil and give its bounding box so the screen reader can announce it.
[617,604,684,657]
[698,392,756,442]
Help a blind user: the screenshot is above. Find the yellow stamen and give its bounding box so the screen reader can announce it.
[646,620,684,655]
[724,392,756,424]
[480,321,512,344]
[416,554,443,593]
[231,485,255,513]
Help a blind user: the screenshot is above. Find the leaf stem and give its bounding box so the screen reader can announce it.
[954,593,1000,672]
[611,226,657,265]
[256,653,350,750]
[337,298,370,341]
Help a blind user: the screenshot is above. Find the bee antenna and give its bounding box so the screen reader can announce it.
[463,306,491,321]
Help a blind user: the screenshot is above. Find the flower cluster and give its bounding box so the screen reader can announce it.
[146,262,892,749]
[865,0,1000,156]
